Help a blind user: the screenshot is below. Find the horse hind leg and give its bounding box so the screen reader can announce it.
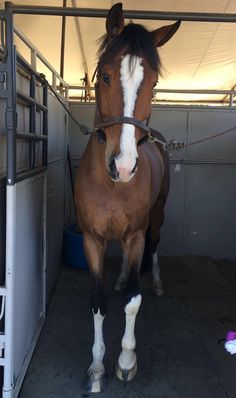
[152,249,164,296]
[150,198,166,296]
[115,252,128,291]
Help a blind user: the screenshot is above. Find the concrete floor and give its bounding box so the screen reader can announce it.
[20,257,236,398]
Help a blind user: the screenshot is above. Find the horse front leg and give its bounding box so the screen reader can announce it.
[83,233,107,393]
[116,231,144,382]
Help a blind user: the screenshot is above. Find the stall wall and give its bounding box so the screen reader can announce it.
[46,93,67,300]
[0,71,67,304]
[69,103,236,259]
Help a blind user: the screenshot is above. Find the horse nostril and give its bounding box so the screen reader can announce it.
[131,157,138,174]
[109,156,119,180]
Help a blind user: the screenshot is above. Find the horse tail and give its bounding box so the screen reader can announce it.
[140,227,153,273]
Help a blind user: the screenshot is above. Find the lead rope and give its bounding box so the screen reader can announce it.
[39,74,95,136]
[148,125,236,152]
[40,74,236,152]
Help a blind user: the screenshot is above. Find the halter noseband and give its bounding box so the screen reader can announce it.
[95,115,150,133]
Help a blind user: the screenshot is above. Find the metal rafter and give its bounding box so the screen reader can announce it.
[5,2,236,23]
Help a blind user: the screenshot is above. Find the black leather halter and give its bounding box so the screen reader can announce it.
[94,115,151,146]
[95,115,150,133]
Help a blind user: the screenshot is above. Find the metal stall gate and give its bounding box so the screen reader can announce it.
[0,5,68,397]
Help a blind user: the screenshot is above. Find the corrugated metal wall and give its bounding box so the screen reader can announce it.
[69,103,236,259]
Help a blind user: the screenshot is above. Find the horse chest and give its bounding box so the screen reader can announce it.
[86,186,149,239]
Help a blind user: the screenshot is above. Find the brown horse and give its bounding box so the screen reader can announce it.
[75,3,180,393]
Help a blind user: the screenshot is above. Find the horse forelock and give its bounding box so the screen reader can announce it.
[97,23,161,74]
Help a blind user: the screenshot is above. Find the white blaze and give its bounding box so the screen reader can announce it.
[115,54,144,182]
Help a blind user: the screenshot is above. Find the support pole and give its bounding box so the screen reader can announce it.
[60,0,66,79]
[4,3,236,23]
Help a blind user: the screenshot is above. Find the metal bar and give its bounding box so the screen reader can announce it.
[222,83,236,102]
[30,49,37,71]
[5,3,236,22]
[15,26,68,88]
[16,166,47,183]
[3,185,16,397]
[17,91,48,112]
[0,296,6,320]
[16,132,47,141]
[71,0,92,99]
[69,85,236,95]
[0,288,7,296]
[156,89,236,95]
[16,53,42,81]
[0,334,6,343]
[5,9,17,186]
[60,0,66,79]
[42,83,48,167]
[29,74,36,168]
[170,159,236,165]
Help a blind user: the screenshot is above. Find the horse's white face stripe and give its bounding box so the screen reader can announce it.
[120,55,144,118]
[115,54,143,182]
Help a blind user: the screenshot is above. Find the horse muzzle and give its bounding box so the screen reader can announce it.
[108,156,138,182]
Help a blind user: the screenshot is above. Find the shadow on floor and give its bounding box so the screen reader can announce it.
[20,256,236,398]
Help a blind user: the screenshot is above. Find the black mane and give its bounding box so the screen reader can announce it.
[97,23,161,74]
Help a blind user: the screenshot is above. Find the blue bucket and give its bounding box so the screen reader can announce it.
[63,224,88,269]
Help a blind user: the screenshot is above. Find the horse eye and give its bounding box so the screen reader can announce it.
[102,73,110,84]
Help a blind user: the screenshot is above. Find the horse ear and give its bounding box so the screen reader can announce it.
[106,3,124,38]
[152,20,181,47]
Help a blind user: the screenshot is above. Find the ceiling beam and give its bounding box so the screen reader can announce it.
[5,3,236,23]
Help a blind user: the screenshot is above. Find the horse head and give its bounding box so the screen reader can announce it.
[95,3,180,183]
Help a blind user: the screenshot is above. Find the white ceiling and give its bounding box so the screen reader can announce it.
[3,0,236,102]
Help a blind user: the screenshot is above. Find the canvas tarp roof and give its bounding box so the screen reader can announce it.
[2,0,236,102]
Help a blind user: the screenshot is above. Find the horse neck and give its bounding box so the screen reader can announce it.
[86,136,108,178]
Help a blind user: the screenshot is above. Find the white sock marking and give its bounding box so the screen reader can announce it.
[118,294,142,370]
[115,55,144,182]
[88,309,105,391]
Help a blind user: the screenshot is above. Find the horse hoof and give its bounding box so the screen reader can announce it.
[114,282,122,291]
[115,361,137,382]
[153,286,165,296]
[153,283,164,296]
[84,372,106,393]
[114,280,126,291]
